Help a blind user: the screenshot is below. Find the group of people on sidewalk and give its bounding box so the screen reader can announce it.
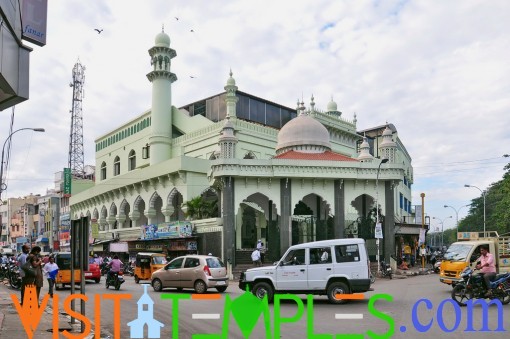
[17,244,59,305]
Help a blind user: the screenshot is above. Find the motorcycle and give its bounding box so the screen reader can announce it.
[8,263,22,289]
[105,271,125,290]
[380,259,393,279]
[451,266,510,306]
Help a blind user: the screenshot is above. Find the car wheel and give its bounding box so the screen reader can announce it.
[134,276,140,284]
[327,281,350,304]
[216,286,227,293]
[94,278,100,283]
[152,279,163,292]
[252,282,274,303]
[194,280,207,294]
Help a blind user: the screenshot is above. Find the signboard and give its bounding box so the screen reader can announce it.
[415,205,423,225]
[63,168,72,196]
[457,232,479,240]
[21,0,48,46]
[140,221,193,240]
[419,228,426,245]
[91,222,99,238]
[110,242,128,252]
[375,223,383,239]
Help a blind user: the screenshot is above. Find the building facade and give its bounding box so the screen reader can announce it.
[70,30,418,273]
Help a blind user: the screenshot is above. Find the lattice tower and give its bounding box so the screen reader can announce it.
[68,61,86,178]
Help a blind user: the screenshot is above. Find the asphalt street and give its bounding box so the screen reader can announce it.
[1,272,510,338]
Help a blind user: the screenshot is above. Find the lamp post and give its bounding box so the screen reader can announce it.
[0,128,45,199]
[443,204,469,239]
[432,216,452,249]
[375,158,389,275]
[464,184,486,237]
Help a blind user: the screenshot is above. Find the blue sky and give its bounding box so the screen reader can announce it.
[1,0,509,232]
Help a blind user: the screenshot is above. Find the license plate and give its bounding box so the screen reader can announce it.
[85,273,92,277]
[216,281,225,286]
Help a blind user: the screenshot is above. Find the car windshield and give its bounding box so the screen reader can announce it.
[152,256,167,264]
[206,257,225,268]
[443,243,473,261]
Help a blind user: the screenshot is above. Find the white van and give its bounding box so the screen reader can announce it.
[239,238,372,304]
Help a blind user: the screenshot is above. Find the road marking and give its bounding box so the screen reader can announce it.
[191,294,221,300]
[335,313,364,320]
[192,313,221,319]
[335,293,365,300]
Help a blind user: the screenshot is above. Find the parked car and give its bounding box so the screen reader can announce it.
[151,255,228,293]
[85,259,101,283]
[239,238,371,304]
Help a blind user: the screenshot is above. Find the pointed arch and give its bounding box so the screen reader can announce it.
[149,191,161,209]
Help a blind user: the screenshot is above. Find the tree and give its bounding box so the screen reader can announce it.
[182,195,218,220]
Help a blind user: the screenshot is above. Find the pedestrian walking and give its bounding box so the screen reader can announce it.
[27,246,44,301]
[17,244,30,305]
[43,256,59,298]
[251,248,261,267]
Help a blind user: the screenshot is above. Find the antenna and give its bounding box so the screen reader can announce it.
[68,61,86,178]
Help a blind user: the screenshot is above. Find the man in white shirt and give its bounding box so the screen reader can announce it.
[43,256,59,298]
[251,249,261,267]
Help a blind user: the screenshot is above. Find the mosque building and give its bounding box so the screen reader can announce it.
[70,29,419,273]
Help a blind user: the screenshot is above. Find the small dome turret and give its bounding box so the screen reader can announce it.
[327,97,338,112]
[155,30,170,47]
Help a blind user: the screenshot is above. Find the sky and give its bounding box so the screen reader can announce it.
[1,0,509,233]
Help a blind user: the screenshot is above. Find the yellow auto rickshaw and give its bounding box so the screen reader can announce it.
[53,252,81,290]
[134,252,167,284]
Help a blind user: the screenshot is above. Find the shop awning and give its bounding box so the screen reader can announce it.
[35,237,49,243]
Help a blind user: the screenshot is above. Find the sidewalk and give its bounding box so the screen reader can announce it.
[0,281,84,339]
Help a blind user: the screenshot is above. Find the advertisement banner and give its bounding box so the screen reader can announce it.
[63,168,72,196]
[140,221,192,240]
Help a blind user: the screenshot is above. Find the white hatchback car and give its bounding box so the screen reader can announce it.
[151,255,229,293]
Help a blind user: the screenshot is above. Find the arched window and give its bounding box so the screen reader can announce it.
[100,162,107,180]
[113,156,120,176]
[128,150,136,171]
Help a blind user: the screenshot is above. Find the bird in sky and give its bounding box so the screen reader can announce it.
[175,17,179,20]
[190,29,194,32]
[190,76,196,79]
[94,28,103,34]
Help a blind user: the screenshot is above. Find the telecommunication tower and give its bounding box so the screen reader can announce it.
[68,61,86,178]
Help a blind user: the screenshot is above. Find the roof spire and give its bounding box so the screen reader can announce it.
[162,24,164,32]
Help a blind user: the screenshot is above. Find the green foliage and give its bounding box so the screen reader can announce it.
[182,195,218,220]
[458,160,510,236]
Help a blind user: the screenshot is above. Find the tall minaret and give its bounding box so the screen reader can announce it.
[224,70,238,118]
[147,27,177,165]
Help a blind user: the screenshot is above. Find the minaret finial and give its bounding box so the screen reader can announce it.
[229,68,233,77]
[310,94,315,112]
[162,24,164,32]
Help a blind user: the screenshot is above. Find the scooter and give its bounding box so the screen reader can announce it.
[380,260,393,279]
[105,271,125,290]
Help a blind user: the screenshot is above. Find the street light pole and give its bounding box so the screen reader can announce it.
[464,184,486,237]
[375,158,388,275]
[0,128,45,199]
[443,204,469,239]
[432,216,452,249]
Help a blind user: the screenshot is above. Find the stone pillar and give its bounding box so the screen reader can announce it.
[334,179,345,239]
[384,181,395,262]
[129,211,141,228]
[146,208,157,225]
[280,178,291,254]
[222,177,235,267]
[116,214,126,229]
[162,205,175,222]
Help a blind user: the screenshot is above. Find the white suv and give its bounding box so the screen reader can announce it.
[239,238,372,304]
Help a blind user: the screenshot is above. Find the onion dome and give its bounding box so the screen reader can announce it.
[155,30,170,47]
[276,105,331,155]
